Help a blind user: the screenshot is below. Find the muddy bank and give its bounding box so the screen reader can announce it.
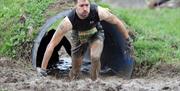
[102,0,180,9]
[2,76,180,91]
[1,57,180,91]
[102,0,147,8]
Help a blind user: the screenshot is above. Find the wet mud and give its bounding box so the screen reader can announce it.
[0,57,180,91]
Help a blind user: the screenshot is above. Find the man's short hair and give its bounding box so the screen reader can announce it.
[73,0,90,4]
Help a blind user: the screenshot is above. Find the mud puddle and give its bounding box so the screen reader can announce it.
[0,57,180,91]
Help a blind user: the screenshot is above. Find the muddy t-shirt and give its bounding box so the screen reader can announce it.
[67,4,100,44]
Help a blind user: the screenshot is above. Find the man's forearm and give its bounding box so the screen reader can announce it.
[39,16,71,71]
[41,44,54,69]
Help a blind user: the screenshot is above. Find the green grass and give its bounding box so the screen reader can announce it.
[0,89,8,91]
[112,8,180,64]
[0,0,56,57]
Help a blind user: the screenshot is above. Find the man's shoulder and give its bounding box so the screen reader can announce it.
[60,16,72,29]
[97,5,113,21]
[97,5,110,12]
[64,16,72,24]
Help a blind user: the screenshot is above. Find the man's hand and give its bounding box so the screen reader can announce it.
[37,67,48,77]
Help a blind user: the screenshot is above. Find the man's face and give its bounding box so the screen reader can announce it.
[75,0,90,19]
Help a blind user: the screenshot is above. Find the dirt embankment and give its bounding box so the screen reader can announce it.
[103,0,180,8]
[102,0,147,8]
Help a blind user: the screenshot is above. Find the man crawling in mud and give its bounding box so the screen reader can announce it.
[37,0,131,81]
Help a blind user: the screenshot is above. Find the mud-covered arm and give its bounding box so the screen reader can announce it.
[97,6,129,39]
[41,17,72,69]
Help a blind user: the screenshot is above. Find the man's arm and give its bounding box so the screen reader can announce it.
[97,6,129,39]
[41,17,72,69]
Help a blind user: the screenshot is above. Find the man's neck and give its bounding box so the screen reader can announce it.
[75,10,87,20]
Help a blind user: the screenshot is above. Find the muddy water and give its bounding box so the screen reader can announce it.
[0,57,180,91]
[2,76,180,91]
[102,0,147,8]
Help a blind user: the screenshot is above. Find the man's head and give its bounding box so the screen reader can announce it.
[74,0,90,19]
